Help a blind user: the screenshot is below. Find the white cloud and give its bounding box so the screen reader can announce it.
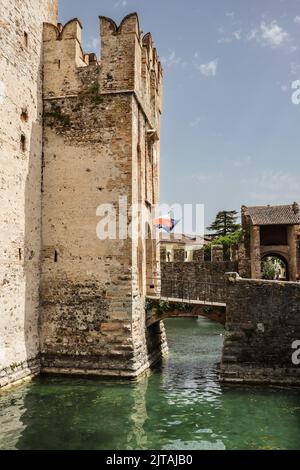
[217,29,242,44]
[217,36,232,44]
[245,170,300,202]
[290,62,300,76]
[294,16,300,24]
[197,59,218,77]
[191,172,223,183]
[261,20,289,47]
[281,84,288,92]
[219,16,293,50]
[234,30,242,40]
[114,0,128,8]
[226,12,235,19]
[192,173,212,183]
[189,116,204,128]
[247,20,290,48]
[86,37,99,51]
[161,50,186,68]
[247,28,259,41]
[231,155,253,168]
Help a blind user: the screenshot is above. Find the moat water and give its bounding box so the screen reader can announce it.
[0,317,300,450]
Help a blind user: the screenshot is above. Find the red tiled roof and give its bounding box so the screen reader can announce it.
[246,204,300,225]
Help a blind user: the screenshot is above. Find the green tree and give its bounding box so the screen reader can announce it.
[204,230,242,261]
[262,259,276,280]
[207,210,240,237]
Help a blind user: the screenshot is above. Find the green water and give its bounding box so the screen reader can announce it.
[0,318,300,450]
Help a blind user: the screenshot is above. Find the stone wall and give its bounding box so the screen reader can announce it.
[0,0,58,388]
[220,273,300,385]
[161,261,238,303]
[40,15,166,377]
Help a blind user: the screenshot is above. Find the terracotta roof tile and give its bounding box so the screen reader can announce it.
[246,204,300,225]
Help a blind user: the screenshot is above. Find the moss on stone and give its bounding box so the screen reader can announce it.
[45,103,71,128]
[145,298,193,314]
[80,82,103,106]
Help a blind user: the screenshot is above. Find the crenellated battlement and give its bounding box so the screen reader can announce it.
[44,18,83,42]
[43,13,162,126]
[43,19,92,97]
[99,13,163,124]
[99,13,141,36]
[142,32,163,82]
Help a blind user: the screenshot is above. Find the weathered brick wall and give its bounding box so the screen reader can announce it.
[40,15,166,377]
[220,274,300,385]
[0,0,58,388]
[161,261,238,303]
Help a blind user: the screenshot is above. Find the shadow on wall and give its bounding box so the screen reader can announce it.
[23,44,44,376]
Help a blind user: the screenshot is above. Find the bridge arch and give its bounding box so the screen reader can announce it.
[261,252,289,281]
[146,298,226,327]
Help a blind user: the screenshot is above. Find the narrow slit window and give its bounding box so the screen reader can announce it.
[18,249,22,261]
[54,250,58,263]
[20,134,26,152]
[58,59,61,70]
[41,152,45,193]
[23,32,28,48]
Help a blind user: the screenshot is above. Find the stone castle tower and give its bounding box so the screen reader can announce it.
[0,3,165,388]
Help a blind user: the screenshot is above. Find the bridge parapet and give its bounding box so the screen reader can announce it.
[161,260,237,304]
[221,273,300,385]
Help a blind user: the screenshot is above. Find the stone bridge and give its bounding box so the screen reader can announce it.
[145,255,236,330]
[146,271,228,326]
[146,289,226,327]
[147,273,300,386]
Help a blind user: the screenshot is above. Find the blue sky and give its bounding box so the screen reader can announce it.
[59,0,300,226]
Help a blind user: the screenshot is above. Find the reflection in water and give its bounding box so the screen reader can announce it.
[127,374,149,450]
[0,385,28,450]
[0,317,300,450]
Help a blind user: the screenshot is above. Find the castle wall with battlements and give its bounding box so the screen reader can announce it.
[40,15,166,377]
[0,0,58,388]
